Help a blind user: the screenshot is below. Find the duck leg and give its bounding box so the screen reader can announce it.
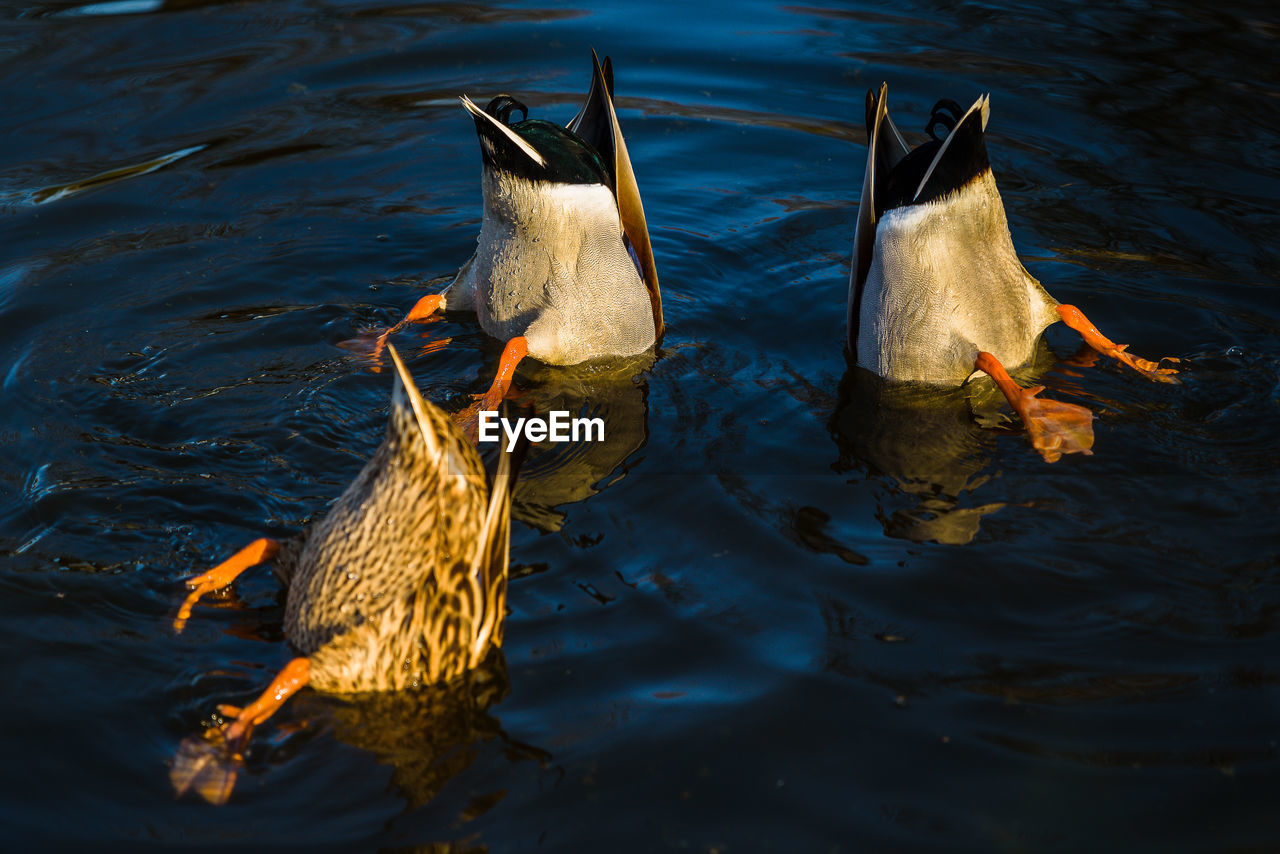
[171,658,311,805]
[478,336,529,412]
[222,657,311,743]
[340,293,446,364]
[456,336,529,441]
[1056,305,1180,382]
[174,538,280,633]
[975,351,1094,463]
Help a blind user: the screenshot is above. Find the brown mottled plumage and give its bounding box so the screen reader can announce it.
[171,344,520,803]
[284,346,513,690]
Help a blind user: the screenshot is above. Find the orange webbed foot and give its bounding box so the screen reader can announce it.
[455,336,529,443]
[1057,304,1180,383]
[975,352,1095,463]
[337,324,399,369]
[172,658,311,804]
[174,538,280,633]
[454,401,486,445]
[338,293,446,368]
[454,384,518,444]
[223,657,311,743]
[171,719,245,805]
[1105,343,1181,383]
[1009,383,1096,463]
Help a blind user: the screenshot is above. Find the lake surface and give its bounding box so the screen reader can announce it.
[2,0,1277,850]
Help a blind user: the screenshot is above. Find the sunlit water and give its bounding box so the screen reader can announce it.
[1,0,1277,850]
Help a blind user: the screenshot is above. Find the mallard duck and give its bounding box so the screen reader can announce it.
[171,344,522,804]
[848,83,1178,461]
[353,50,661,415]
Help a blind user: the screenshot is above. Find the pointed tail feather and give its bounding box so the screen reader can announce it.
[469,401,529,659]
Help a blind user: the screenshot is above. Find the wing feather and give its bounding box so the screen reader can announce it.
[570,50,663,338]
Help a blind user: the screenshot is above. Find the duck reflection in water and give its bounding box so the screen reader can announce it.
[176,653,548,833]
[832,361,1051,546]
[170,345,524,804]
[494,354,652,532]
[290,653,549,813]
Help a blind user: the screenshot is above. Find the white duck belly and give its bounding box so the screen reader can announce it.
[857,170,1060,385]
[445,171,655,365]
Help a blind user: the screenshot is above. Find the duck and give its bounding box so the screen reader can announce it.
[170,343,523,804]
[353,50,661,416]
[848,83,1178,461]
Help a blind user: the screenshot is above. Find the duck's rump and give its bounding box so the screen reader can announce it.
[447,173,656,365]
[301,578,490,693]
[856,170,1060,385]
[279,396,495,690]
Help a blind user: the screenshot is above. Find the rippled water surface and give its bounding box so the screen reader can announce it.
[2,0,1278,850]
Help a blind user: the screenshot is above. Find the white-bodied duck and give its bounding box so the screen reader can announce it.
[354,50,661,415]
[849,84,1178,461]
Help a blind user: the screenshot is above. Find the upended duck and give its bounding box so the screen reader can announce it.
[849,84,1178,461]
[171,344,522,804]
[350,50,661,415]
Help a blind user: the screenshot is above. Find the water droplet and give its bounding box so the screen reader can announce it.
[347,571,359,581]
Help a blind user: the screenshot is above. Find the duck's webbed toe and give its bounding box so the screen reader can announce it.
[975,351,1095,463]
[339,293,448,368]
[174,538,281,633]
[1056,304,1180,382]
[170,719,245,806]
[172,657,312,803]
[453,336,530,443]
[1008,383,1096,463]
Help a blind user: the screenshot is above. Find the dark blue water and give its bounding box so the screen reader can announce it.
[2,0,1278,850]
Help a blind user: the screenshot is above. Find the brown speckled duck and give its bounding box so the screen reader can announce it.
[171,344,521,804]
[849,84,1179,461]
